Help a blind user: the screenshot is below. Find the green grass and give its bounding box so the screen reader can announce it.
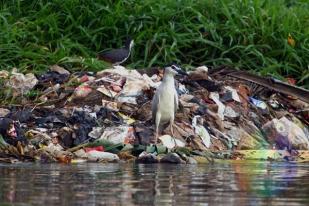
[0,0,308,87]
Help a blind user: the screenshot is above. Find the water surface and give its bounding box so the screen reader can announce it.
[0,161,309,205]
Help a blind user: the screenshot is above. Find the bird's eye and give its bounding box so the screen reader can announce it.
[172,65,180,71]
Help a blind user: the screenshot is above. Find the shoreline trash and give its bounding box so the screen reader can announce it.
[0,65,308,164]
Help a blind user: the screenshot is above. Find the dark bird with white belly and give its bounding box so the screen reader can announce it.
[97,37,134,66]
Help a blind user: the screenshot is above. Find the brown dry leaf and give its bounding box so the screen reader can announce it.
[237,84,250,112]
[209,138,227,151]
[117,151,136,161]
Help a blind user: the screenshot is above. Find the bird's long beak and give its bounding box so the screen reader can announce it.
[177,69,188,76]
[169,64,188,76]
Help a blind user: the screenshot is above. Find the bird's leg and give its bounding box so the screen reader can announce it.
[155,129,159,144]
[170,116,174,137]
[170,122,174,137]
[170,118,177,147]
[155,113,161,144]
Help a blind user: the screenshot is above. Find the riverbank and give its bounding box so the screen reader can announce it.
[0,65,308,164]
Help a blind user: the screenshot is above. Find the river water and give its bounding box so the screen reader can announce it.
[0,161,309,205]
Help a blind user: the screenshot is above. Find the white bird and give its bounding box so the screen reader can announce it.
[152,64,187,142]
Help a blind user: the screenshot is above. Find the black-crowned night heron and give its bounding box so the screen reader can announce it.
[152,64,187,142]
[97,37,134,65]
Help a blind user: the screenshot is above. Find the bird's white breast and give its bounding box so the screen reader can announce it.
[157,77,177,123]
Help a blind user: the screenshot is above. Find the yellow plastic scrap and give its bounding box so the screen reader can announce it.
[288,33,295,47]
[298,151,309,162]
[118,112,135,125]
[235,150,287,160]
[71,159,88,164]
[237,150,276,160]
[235,150,309,162]
[25,131,34,139]
[39,143,46,149]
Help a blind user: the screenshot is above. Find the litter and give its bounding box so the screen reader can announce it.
[158,135,186,149]
[99,126,135,144]
[50,65,70,75]
[0,70,9,79]
[249,97,267,110]
[88,127,104,139]
[0,108,10,117]
[192,115,211,148]
[209,92,226,120]
[118,112,135,125]
[223,86,241,102]
[0,118,28,146]
[38,71,69,85]
[262,116,309,150]
[86,150,119,162]
[102,99,119,111]
[5,69,38,96]
[97,86,118,98]
[116,78,150,104]
[0,65,308,164]
[160,153,185,164]
[224,106,240,118]
[136,151,159,163]
[70,84,92,99]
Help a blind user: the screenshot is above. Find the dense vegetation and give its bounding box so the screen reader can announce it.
[1,0,308,87]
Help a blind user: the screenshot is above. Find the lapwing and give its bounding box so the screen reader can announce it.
[97,37,134,66]
[151,64,187,142]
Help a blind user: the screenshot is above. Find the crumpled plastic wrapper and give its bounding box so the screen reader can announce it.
[5,69,38,96]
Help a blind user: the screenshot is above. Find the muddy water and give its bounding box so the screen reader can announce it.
[0,161,309,205]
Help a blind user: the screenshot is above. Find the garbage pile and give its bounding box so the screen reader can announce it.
[0,65,308,164]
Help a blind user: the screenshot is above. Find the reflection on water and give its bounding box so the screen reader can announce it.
[0,161,309,205]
